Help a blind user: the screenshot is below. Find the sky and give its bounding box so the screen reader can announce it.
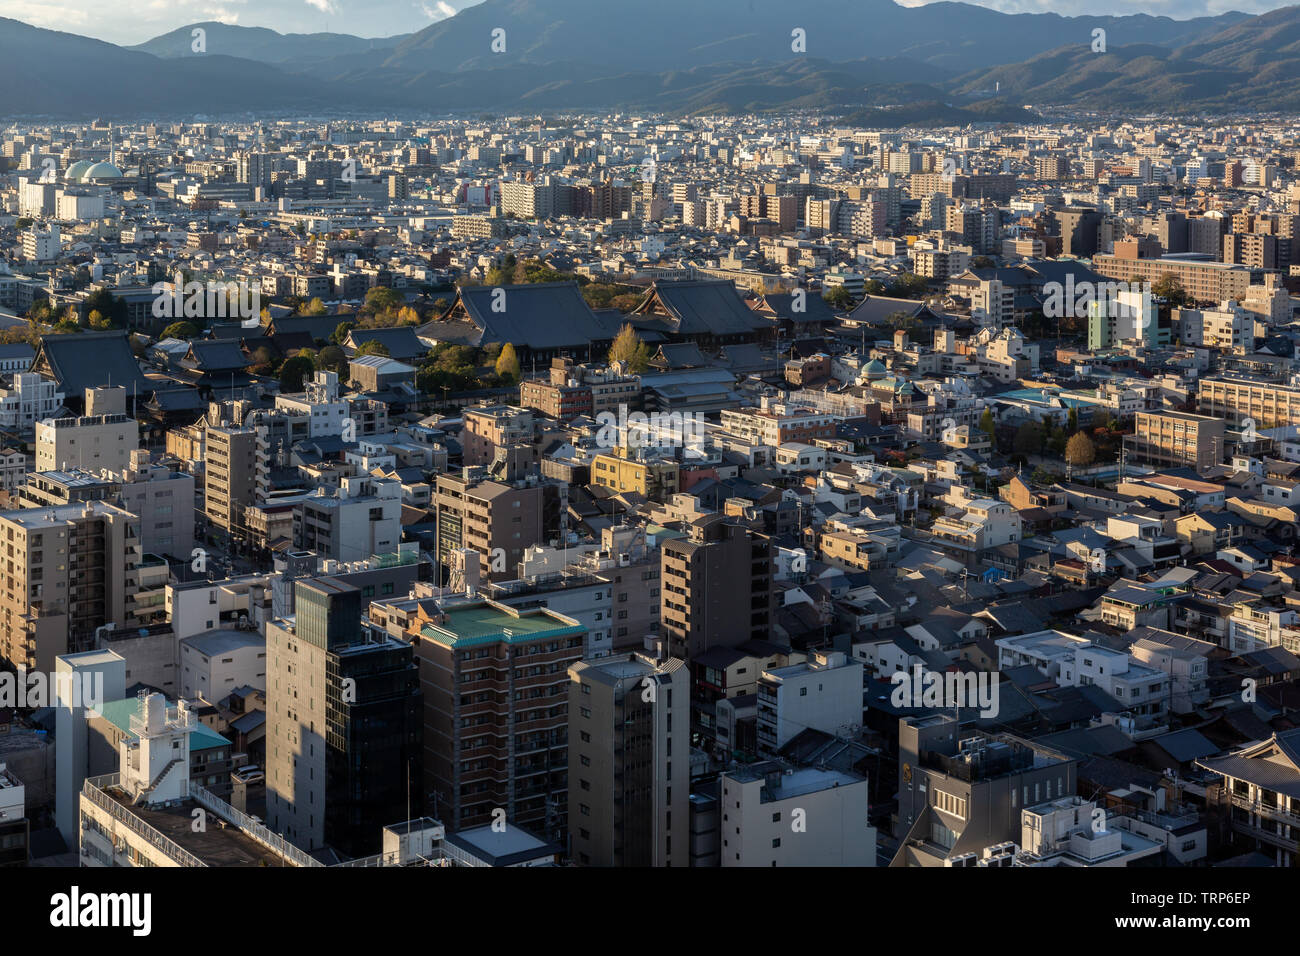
[0,0,1290,46]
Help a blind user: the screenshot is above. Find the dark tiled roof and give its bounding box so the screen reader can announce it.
[35,331,150,396]
[644,279,767,337]
[431,282,610,351]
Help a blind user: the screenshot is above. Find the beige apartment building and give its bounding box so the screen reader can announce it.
[204,423,257,536]
[0,500,139,674]
[1198,377,1300,428]
[462,405,534,467]
[1127,410,1226,472]
[434,471,548,582]
[1092,253,1255,305]
[34,413,138,474]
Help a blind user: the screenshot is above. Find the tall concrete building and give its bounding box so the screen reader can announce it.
[0,500,140,674]
[1053,206,1101,257]
[34,395,138,473]
[407,599,585,837]
[204,421,257,539]
[660,517,775,662]
[661,517,775,750]
[54,648,126,846]
[434,470,558,583]
[266,577,423,857]
[567,653,688,866]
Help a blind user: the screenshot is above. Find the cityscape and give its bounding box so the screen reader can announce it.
[0,2,1295,918]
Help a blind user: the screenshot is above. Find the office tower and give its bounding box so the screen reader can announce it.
[267,577,423,857]
[408,599,585,837]
[0,502,140,674]
[567,653,688,866]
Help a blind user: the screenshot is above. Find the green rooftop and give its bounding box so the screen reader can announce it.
[98,698,232,753]
[422,601,584,649]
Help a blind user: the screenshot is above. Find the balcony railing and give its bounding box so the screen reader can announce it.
[81,773,206,868]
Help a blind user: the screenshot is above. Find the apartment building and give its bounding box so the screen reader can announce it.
[34,411,137,474]
[110,449,195,560]
[294,476,402,563]
[660,517,775,663]
[0,501,139,674]
[0,373,64,433]
[1173,302,1254,352]
[462,405,534,467]
[591,452,680,502]
[719,761,876,867]
[719,401,836,448]
[1092,253,1255,305]
[567,653,688,866]
[755,650,863,754]
[434,470,555,583]
[1198,377,1300,429]
[408,599,585,836]
[1126,410,1226,472]
[204,421,257,536]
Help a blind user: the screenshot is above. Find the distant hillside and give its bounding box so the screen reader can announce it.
[3,3,1298,119]
[0,19,346,116]
[949,7,1300,113]
[377,0,1244,74]
[129,21,409,64]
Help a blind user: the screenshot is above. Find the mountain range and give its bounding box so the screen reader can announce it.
[0,1,1296,121]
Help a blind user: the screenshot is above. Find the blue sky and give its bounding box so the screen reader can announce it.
[0,0,1288,46]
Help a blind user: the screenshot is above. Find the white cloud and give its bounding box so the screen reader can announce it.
[419,1,456,19]
[304,0,340,13]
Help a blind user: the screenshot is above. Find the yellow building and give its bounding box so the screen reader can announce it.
[592,453,680,502]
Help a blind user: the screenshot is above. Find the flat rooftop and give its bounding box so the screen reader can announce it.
[102,787,284,867]
[444,823,556,865]
[422,601,584,649]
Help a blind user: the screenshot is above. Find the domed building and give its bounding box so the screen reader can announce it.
[65,159,95,181]
[80,161,123,182]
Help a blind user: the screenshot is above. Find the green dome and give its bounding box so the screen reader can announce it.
[82,161,123,180]
[65,159,94,181]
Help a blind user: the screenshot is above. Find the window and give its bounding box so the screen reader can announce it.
[935,790,967,819]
